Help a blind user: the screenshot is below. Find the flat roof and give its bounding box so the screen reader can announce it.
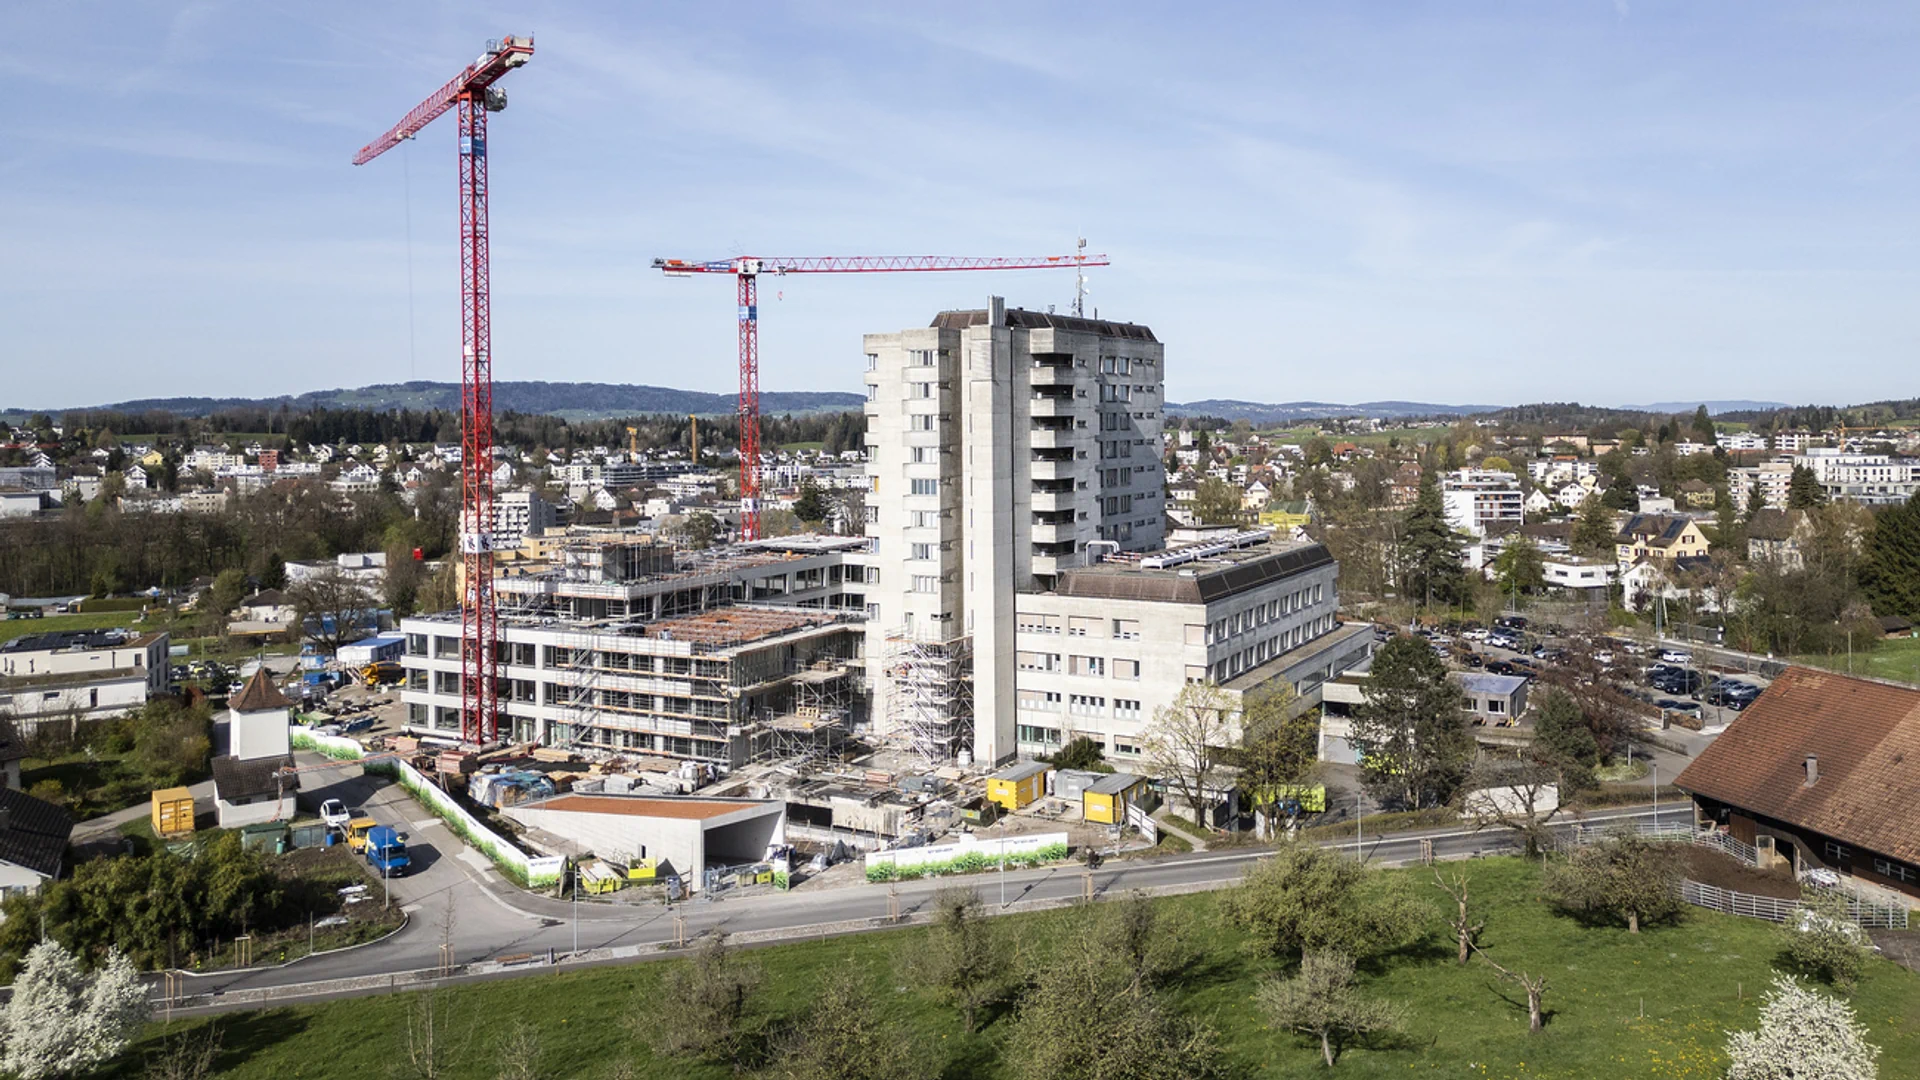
[530,794,779,821]
[990,761,1049,782]
[1456,673,1530,696]
[1,628,161,654]
[1058,538,1334,604]
[1088,772,1143,795]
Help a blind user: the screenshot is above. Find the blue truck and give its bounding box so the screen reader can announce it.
[363,826,411,877]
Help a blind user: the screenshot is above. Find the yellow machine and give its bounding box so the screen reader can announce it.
[359,660,404,688]
[344,817,379,853]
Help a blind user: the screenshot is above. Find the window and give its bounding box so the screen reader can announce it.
[1113,658,1141,680]
[1017,651,1060,672]
[1185,624,1204,647]
[911,414,936,431]
[1018,724,1063,746]
[910,478,939,496]
[1113,739,1141,756]
[911,543,935,560]
[910,446,934,464]
[1487,699,1505,715]
[911,382,934,399]
[1825,841,1853,862]
[1113,619,1141,640]
[866,352,879,371]
[1069,694,1106,715]
[910,575,939,594]
[1018,689,1062,712]
[865,384,879,401]
[912,509,940,527]
[1018,613,1061,635]
[1069,655,1105,677]
[1185,665,1208,684]
[1114,698,1141,719]
[909,348,936,366]
[1068,616,1100,638]
[1874,858,1917,884]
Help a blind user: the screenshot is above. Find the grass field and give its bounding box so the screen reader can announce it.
[103,858,1920,1079]
[1258,424,1452,448]
[1795,635,1920,685]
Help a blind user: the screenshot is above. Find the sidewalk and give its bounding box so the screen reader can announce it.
[1150,809,1209,852]
[72,779,216,839]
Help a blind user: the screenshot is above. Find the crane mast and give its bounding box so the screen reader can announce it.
[652,250,1110,540]
[356,35,534,747]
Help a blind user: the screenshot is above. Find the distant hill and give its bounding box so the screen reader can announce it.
[1165,399,1503,424]
[6,381,866,423]
[1621,400,1790,415]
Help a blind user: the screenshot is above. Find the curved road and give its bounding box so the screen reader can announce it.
[167,755,1670,1014]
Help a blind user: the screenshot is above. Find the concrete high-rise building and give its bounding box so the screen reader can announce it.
[859,298,1170,766]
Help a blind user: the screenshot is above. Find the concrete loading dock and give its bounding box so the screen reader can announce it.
[504,794,785,893]
[987,761,1049,811]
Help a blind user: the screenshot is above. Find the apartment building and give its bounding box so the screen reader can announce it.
[0,629,171,726]
[492,490,558,550]
[857,299,1167,764]
[1440,469,1524,537]
[1793,450,1920,505]
[1728,460,1795,514]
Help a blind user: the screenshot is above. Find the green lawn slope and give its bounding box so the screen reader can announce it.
[107,858,1920,1079]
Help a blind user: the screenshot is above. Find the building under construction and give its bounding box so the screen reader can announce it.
[400,536,867,765]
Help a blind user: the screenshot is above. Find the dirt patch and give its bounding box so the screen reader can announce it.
[1684,845,1801,899]
[1869,929,1920,974]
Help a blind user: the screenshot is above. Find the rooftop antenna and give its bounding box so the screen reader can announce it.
[1071,236,1090,318]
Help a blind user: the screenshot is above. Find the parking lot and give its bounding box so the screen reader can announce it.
[1408,619,1769,735]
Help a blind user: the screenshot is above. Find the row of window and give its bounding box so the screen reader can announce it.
[1209,615,1334,681]
[1205,585,1323,644]
[1014,652,1145,679]
[1016,724,1145,756]
[1017,615,1143,639]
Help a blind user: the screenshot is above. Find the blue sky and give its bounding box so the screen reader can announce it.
[4,2,1918,410]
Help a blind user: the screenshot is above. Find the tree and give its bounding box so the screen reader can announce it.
[1097,890,1196,997]
[1480,455,1512,474]
[141,1022,223,1080]
[1232,682,1315,838]
[1143,682,1238,824]
[901,888,1009,1034]
[1256,951,1402,1068]
[1431,867,1484,965]
[1690,405,1716,443]
[1221,840,1426,964]
[1006,912,1224,1080]
[0,941,149,1080]
[771,961,923,1080]
[1492,535,1546,598]
[397,991,461,1080]
[791,478,829,525]
[1045,735,1105,772]
[1787,465,1828,510]
[1191,478,1244,526]
[1571,496,1616,556]
[1350,636,1473,809]
[1859,495,1920,622]
[1462,756,1564,859]
[1543,829,1685,933]
[1726,975,1880,1080]
[1399,467,1463,607]
[1529,687,1598,793]
[757,508,803,538]
[1470,941,1550,1034]
[491,1020,542,1080]
[414,560,458,615]
[1779,890,1872,993]
[647,932,763,1069]
[284,565,378,656]
[200,567,248,639]
[665,510,721,549]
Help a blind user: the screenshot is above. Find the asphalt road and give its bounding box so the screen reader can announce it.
[172,772,1669,1012]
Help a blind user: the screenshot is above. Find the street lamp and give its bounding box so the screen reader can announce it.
[1652,762,1660,831]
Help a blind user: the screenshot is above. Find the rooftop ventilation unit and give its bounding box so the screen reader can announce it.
[1137,529,1271,571]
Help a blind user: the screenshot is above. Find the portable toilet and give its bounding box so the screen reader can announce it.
[1083,772,1145,825]
[986,761,1049,812]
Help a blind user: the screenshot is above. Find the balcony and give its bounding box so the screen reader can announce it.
[1030,522,1078,545]
[1031,490,1075,513]
[1029,428,1075,450]
[1029,363,1076,386]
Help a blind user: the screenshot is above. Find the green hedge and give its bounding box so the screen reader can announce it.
[864,842,1070,883]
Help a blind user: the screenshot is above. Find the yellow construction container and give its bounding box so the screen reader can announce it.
[626,858,658,881]
[150,787,195,839]
[1082,773,1145,825]
[987,761,1049,812]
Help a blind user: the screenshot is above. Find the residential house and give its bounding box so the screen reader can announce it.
[212,668,296,828]
[0,787,73,898]
[1615,514,1710,567]
[1676,668,1920,899]
[1746,509,1813,569]
[1678,479,1717,509]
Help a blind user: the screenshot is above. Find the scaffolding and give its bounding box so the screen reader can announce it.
[751,660,853,768]
[883,631,973,765]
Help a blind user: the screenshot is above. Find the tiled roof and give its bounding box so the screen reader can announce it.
[1675,667,1920,865]
[228,667,291,713]
[0,788,72,879]
[212,754,294,801]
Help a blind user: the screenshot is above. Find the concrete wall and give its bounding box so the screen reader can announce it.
[231,706,291,761]
[504,801,785,892]
[215,793,294,829]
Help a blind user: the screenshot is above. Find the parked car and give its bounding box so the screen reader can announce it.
[1658,648,1693,664]
[1494,615,1530,631]
[1486,660,1517,676]
[1486,633,1522,651]
[1653,669,1704,695]
[319,799,352,829]
[1460,652,1485,668]
[1461,627,1490,642]
[1655,698,1701,716]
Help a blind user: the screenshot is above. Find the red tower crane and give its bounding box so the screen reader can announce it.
[354,35,535,746]
[652,251,1110,540]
